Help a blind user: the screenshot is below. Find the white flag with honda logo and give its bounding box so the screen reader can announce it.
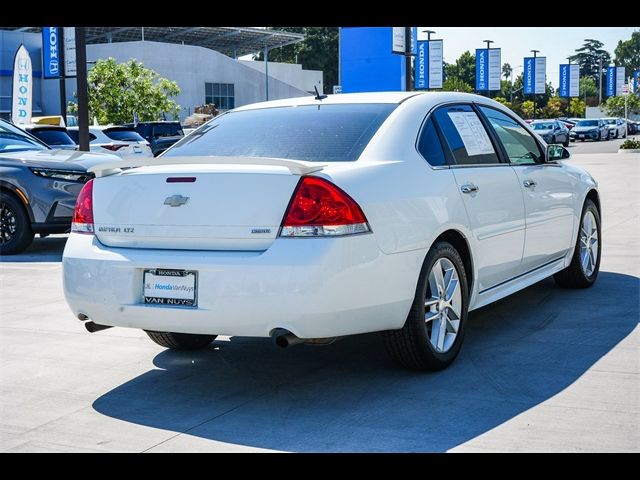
[11,44,33,124]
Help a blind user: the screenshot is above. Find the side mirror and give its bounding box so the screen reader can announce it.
[546,144,570,162]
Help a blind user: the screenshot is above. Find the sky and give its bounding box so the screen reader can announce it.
[416,27,638,88]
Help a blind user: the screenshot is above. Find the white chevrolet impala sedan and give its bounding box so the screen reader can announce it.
[63,92,601,370]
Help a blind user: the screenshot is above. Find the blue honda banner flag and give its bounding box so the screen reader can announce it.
[635,70,640,94]
[410,27,417,55]
[476,49,488,91]
[559,64,569,97]
[606,66,616,96]
[42,27,60,79]
[523,57,535,95]
[415,41,428,89]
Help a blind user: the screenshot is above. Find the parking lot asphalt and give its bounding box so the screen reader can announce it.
[567,135,638,155]
[1,148,638,452]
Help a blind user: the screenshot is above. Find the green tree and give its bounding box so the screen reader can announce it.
[444,51,476,88]
[569,98,586,117]
[493,96,513,110]
[579,76,598,97]
[601,93,640,117]
[568,39,611,82]
[442,77,473,93]
[614,31,640,71]
[521,100,535,119]
[541,97,563,118]
[68,58,180,125]
[254,27,338,94]
[502,63,512,81]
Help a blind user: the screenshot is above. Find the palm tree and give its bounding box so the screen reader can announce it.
[502,63,512,81]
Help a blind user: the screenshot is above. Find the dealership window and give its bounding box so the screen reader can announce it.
[205,83,235,110]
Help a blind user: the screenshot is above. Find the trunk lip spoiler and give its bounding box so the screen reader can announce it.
[88,155,327,177]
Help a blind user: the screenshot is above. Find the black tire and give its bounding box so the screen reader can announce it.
[0,193,34,255]
[563,137,570,147]
[145,330,217,350]
[554,199,601,289]
[383,241,469,371]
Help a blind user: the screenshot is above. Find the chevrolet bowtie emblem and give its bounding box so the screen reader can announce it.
[164,195,190,207]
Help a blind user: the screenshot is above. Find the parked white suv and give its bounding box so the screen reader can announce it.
[62,92,601,371]
[67,126,153,158]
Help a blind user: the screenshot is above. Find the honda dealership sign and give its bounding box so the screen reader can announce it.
[42,27,60,78]
[415,40,443,89]
[606,66,626,96]
[475,48,501,91]
[64,27,77,77]
[11,45,33,124]
[524,56,546,94]
[634,70,639,94]
[559,64,579,97]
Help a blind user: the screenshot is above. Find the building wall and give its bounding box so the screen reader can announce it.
[86,41,311,121]
[239,60,322,94]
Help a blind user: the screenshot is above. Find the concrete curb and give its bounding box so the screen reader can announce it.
[617,149,640,154]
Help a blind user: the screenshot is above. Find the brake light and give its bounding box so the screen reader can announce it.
[71,179,94,234]
[280,176,370,237]
[102,144,127,151]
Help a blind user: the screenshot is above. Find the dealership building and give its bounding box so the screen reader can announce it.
[0,27,322,121]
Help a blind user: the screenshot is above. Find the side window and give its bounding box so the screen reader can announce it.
[478,106,543,165]
[417,117,447,167]
[432,104,500,165]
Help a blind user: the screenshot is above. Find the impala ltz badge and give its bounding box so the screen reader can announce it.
[164,195,189,207]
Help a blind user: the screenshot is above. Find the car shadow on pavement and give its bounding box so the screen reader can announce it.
[0,235,67,263]
[92,271,638,452]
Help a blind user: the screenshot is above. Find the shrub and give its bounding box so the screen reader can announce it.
[619,139,640,149]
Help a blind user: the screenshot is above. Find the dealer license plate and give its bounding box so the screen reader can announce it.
[143,269,197,307]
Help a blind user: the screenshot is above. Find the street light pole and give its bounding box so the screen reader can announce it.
[598,57,602,105]
[421,30,436,91]
[75,27,90,152]
[531,49,540,120]
[483,39,494,98]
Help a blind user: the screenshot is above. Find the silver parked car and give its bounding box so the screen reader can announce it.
[0,119,117,254]
[530,120,570,146]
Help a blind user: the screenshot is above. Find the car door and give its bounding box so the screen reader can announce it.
[431,104,526,292]
[477,105,575,272]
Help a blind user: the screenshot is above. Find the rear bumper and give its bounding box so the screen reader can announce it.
[62,233,424,338]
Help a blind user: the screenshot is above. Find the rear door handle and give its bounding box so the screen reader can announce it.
[523,180,537,188]
[460,183,479,194]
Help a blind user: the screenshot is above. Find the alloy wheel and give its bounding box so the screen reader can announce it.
[424,258,462,353]
[0,201,17,245]
[579,211,599,277]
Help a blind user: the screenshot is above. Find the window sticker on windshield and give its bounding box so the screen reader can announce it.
[447,111,494,156]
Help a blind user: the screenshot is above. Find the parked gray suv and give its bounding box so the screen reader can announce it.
[0,120,117,254]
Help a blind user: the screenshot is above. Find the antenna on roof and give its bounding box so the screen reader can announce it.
[314,85,327,100]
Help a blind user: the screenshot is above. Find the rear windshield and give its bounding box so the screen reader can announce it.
[31,128,76,146]
[163,104,398,162]
[152,124,183,138]
[577,120,599,127]
[103,128,146,142]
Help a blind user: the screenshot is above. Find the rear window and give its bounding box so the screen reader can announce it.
[103,128,146,142]
[164,104,398,162]
[30,129,76,146]
[152,124,184,138]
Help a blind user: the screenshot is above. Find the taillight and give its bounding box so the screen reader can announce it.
[102,144,127,151]
[280,176,370,237]
[71,179,94,234]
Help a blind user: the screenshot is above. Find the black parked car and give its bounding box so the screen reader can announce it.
[124,121,184,156]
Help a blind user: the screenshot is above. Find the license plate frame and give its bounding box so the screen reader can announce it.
[143,268,198,307]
